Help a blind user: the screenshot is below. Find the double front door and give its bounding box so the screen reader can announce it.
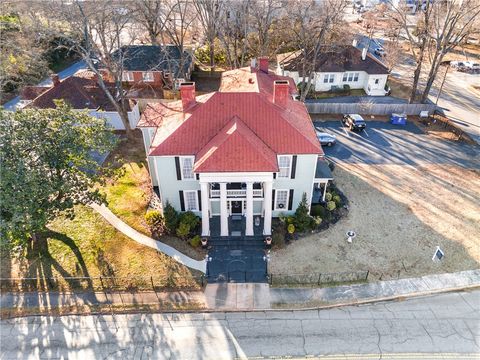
[229,200,244,215]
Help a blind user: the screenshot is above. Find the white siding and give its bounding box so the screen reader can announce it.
[89,102,140,130]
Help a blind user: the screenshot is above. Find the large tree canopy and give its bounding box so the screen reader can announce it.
[0,102,117,252]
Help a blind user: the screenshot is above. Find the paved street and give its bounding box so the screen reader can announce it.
[314,120,480,169]
[1,290,478,359]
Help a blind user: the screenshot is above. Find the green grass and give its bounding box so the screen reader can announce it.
[101,131,152,234]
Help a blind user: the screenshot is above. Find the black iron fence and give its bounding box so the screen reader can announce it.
[0,274,206,293]
[269,271,369,286]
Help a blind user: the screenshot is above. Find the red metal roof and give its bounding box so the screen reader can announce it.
[194,116,278,173]
[141,66,322,172]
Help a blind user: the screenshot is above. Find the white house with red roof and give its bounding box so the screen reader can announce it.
[137,58,332,238]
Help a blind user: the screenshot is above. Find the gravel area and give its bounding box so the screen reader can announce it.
[270,164,480,280]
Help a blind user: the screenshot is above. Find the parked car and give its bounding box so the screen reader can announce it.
[374,47,386,57]
[342,114,367,131]
[315,130,337,146]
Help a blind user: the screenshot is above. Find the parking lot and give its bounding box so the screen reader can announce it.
[314,120,480,168]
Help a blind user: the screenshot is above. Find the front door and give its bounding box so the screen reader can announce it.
[231,200,243,214]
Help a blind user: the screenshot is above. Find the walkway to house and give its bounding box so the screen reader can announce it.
[90,203,206,273]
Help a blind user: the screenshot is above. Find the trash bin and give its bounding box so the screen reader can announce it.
[390,113,407,125]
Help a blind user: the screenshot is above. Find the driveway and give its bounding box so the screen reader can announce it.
[3,60,87,111]
[314,120,480,169]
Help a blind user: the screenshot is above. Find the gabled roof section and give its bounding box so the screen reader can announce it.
[27,70,128,111]
[278,46,389,75]
[194,116,278,173]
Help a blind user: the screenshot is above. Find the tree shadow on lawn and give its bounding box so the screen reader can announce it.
[25,230,94,292]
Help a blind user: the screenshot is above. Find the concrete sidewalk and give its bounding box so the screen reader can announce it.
[1,270,478,312]
[270,269,480,307]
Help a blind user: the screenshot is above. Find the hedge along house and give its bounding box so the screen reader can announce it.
[276,46,390,96]
[111,45,195,109]
[137,58,333,238]
[23,71,140,130]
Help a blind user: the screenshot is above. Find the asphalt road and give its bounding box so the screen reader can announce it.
[1,291,478,359]
[314,120,480,169]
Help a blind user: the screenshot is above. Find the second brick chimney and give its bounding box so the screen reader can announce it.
[258,57,269,73]
[180,82,196,110]
[273,80,290,107]
[50,74,60,86]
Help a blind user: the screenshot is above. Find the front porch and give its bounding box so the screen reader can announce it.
[209,215,264,238]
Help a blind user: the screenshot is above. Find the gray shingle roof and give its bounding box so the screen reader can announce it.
[278,46,389,75]
[112,45,193,77]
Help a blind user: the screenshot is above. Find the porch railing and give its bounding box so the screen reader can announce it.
[210,189,263,198]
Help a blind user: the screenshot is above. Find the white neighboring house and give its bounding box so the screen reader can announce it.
[276,46,390,96]
[22,71,140,130]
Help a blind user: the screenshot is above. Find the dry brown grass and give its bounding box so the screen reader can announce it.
[271,165,480,280]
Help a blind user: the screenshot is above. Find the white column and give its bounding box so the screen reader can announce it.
[245,182,254,236]
[200,182,210,236]
[220,182,229,236]
[263,180,273,235]
[322,181,328,202]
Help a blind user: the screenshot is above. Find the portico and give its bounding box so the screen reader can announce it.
[199,172,273,237]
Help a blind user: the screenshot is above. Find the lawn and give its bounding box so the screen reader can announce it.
[387,77,412,100]
[270,164,480,281]
[1,130,202,292]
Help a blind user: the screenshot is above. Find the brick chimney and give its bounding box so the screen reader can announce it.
[273,80,290,107]
[180,82,196,110]
[258,57,269,73]
[50,74,60,86]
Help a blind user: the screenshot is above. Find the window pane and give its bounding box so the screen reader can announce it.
[323,74,329,83]
[181,157,194,179]
[143,72,154,81]
[185,191,197,211]
[276,190,288,210]
[278,156,291,178]
[348,73,353,82]
[354,72,359,81]
[329,74,334,83]
[343,73,347,82]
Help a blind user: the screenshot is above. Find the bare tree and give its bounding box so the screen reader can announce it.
[248,0,283,57]
[281,0,348,101]
[193,0,224,69]
[217,0,251,69]
[132,0,171,45]
[420,0,480,102]
[38,0,138,135]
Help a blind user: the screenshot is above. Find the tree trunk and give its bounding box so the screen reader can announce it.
[409,37,427,104]
[209,40,215,70]
[420,51,444,103]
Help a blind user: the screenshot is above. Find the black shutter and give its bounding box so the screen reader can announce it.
[291,155,297,179]
[198,190,202,211]
[273,172,277,179]
[179,191,185,211]
[272,189,275,210]
[288,189,294,210]
[196,173,200,180]
[175,157,181,180]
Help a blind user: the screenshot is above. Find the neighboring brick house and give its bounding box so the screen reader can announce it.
[23,71,140,130]
[276,46,390,96]
[137,58,332,238]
